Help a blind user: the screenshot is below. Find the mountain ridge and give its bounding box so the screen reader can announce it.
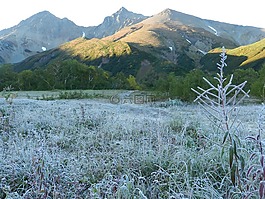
[0,8,147,64]
[13,10,253,78]
[1,7,265,66]
[141,8,265,46]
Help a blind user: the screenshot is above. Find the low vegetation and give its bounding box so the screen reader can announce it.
[1,60,265,102]
[0,91,263,198]
[0,48,265,198]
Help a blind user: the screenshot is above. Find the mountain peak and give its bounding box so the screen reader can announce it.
[117,7,129,13]
[142,8,203,26]
[112,7,135,18]
[157,8,193,19]
[96,7,147,37]
[157,8,175,19]
[18,10,59,26]
[29,10,57,19]
[35,10,53,16]
[161,8,174,14]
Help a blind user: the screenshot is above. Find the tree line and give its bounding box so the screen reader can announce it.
[0,60,140,91]
[0,59,265,101]
[156,66,265,101]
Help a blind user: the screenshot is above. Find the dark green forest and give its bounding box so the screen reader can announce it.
[1,59,265,101]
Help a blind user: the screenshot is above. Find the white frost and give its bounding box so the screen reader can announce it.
[42,47,47,51]
[208,25,218,36]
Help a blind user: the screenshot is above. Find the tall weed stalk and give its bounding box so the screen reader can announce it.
[192,47,250,194]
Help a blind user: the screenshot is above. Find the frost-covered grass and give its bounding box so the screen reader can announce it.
[0,97,263,198]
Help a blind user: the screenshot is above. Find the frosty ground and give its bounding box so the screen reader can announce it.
[0,97,263,198]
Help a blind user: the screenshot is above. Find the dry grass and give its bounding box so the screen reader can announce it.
[60,38,132,60]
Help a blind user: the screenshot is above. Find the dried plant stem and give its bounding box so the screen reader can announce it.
[192,47,250,191]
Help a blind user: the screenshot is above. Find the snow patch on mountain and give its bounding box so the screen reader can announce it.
[186,39,191,44]
[208,25,218,36]
[197,49,207,55]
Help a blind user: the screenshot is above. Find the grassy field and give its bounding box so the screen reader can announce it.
[0,91,264,198]
[8,90,126,100]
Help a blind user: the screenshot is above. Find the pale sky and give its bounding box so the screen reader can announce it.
[1,0,265,31]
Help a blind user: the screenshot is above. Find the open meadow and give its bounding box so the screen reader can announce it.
[0,90,264,198]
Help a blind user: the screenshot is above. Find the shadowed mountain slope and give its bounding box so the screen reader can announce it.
[201,38,265,72]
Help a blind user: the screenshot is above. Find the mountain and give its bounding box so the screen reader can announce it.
[201,38,265,72]
[10,9,242,77]
[104,9,265,74]
[140,9,265,46]
[89,7,148,38]
[7,8,265,81]
[0,11,86,63]
[0,8,147,64]
[13,37,162,78]
[103,9,239,69]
